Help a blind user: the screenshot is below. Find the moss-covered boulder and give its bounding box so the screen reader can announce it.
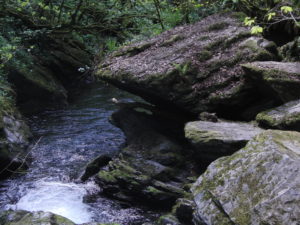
[191,130,300,225]
[96,103,192,208]
[0,210,76,225]
[0,210,116,225]
[184,120,263,163]
[242,61,300,103]
[256,99,300,130]
[96,13,277,119]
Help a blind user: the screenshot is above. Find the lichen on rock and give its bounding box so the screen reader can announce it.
[256,99,300,130]
[184,120,263,163]
[191,130,300,225]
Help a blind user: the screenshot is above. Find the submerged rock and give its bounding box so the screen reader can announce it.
[242,61,300,103]
[96,103,192,208]
[191,130,300,225]
[256,99,300,130]
[96,13,276,118]
[184,120,263,163]
[81,155,112,182]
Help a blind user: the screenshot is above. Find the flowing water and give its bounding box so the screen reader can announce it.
[0,83,157,224]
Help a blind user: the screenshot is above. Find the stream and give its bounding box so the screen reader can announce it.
[0,83,157,224]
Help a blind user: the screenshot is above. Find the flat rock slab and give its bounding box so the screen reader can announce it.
[256,99,300,130]
[184,120,263,162]
[97,13,276,117]
[191,130,300,225]
[242,61,300,102]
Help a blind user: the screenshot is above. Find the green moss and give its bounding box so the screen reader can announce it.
[113,42,153,57]
[207,22,229,31]
[197,50,213,62]
[256,111,278,127]
[231,12,247,22]
[204,37,227,51]
[145,186,163,194]
[97,170,117,183]
[239,39,273,61]
[198,36,210,41]
[160,34,183,47]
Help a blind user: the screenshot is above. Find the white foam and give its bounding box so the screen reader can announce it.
[14,180,93,224]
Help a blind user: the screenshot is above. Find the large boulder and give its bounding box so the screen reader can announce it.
[96,13,277,119]
[184,120,263,163]
[256,99,300,130]
[242,61,300,103]
[96,103,192,208]
[191,130,300,225]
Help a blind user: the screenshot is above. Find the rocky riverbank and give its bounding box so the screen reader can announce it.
[0,33,92,181]
[93,12,300,225]
[1,9,299,225]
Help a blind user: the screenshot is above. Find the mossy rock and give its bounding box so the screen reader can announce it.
[256,99,300,130]
[96,13,277,117]
[96,104,190,207]
[184,120,263,163]
[242,61,300,103]
[0,210,75,225]
[191,130,300,225]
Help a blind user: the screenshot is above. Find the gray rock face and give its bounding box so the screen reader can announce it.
[184,120,263,162]
[7,34,92,113]
[242,61,300,103]
[191,130,300,225]
[256,99,300,130]
[0,111,31,179]
[96,13,276,117]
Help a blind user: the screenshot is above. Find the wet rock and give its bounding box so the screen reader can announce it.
[81,155,111,182]
[184,120,263,163]
[96,13,276,118]
[191,130,300,225]
[0,210,75,225]
[242,61,300,103]
[96,103,191,208]
[0,210,108,225]
[256,99,300,130]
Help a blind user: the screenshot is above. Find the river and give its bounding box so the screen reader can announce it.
[0,83,157,224]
